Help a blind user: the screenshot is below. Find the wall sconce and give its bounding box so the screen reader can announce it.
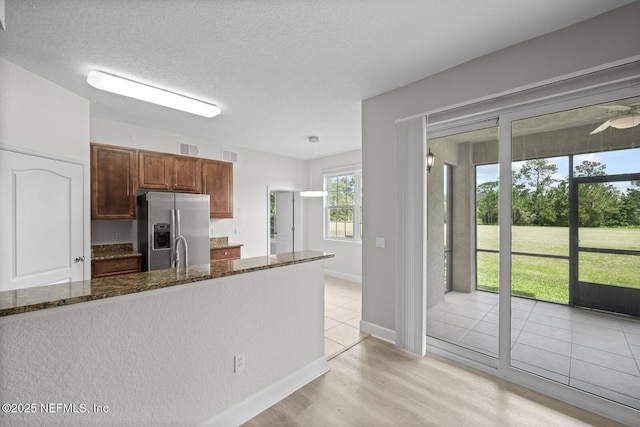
[426,148,436,173]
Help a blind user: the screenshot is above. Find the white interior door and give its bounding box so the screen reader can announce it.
[275,192,294,253]
[0,148,85,291]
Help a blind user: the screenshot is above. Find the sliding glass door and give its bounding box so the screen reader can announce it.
[426,124,500,361]
[506,95,640,411]
[426,89,640,419]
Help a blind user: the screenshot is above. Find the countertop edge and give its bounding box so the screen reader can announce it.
[91,252,142,261]
[0,251,334,317]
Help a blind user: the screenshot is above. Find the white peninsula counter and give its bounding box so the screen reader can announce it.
[0,251,333,426]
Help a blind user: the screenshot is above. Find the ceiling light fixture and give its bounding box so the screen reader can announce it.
[87,70,221,118]
[300,135,328,197]
[300,190,327,197]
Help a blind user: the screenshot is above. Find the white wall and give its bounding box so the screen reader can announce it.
[361,3,640,334]
[91,118,308,258]
[0,58,92,279]
[0,59,90,161]
[305,149,362,282]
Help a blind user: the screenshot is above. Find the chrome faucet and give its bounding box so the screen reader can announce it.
[173,235,189,268]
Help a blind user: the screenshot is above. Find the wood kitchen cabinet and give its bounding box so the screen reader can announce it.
[138,150,170,190]
[171,155,201,192]
[138,151,201,193]
[91,256,141,279]
[210,246,241,261]
[91,143,137,220]
[202,159,233,218]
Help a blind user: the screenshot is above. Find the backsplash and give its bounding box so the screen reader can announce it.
[209,236,229,248]
[91,220,136,245]
[91,243,135,258]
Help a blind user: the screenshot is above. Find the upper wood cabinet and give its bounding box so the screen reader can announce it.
[172,155,201,193]
[138,150,171,191]
[202,159,233,218]
[139,151,201,193]
[91,143,137,220]
[91,144,230,220]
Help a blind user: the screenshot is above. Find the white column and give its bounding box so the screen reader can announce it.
[395,115,427,355]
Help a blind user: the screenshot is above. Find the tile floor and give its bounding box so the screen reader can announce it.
[324,276,369,359]
[427,291,640,410]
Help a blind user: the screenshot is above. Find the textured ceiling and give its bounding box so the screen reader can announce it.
[0,0,634,159]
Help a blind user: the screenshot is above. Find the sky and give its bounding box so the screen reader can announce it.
[476,147,639,192]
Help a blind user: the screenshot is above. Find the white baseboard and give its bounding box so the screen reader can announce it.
[324,270,362,283]
[200,357,329,427]
[360,320,395,344]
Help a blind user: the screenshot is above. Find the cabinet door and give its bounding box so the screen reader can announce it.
[172,155,201,192]
[139,150,170,190]
[91,143,136,220]
[202,159,233,218]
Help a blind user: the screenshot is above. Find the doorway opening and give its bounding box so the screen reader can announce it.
[268,189,303,255]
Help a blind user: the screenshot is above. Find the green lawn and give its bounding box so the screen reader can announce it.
[476,225,640,304]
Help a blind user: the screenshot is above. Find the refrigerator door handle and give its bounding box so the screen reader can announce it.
[170,209,177,268]
[173,209,189,268]
[175,208,181,238]
[175,235,189,268]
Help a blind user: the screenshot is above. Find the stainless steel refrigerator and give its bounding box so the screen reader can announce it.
[137,192,210,271]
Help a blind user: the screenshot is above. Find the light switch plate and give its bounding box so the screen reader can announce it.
[375,237,385,248]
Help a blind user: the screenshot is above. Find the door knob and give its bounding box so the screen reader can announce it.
[74,256,85,263]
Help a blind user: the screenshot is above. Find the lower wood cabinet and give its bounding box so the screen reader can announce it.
[92,257,141,279]
[210,246,241,261]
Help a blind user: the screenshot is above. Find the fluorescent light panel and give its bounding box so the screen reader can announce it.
[87,70,221,118]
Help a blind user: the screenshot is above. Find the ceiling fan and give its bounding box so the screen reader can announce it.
[590,104,640,134]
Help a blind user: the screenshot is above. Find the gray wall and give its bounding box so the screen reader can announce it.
[361,2,640,334]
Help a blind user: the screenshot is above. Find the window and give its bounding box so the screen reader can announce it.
[325,170,362,242]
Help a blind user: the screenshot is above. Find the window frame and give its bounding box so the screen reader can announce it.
[324,169,363,243]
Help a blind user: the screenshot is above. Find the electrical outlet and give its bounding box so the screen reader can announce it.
[112,233,119,241]
[234,353,245,373]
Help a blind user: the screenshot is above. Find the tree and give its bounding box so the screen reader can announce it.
[620,180,640,226]
[575,160,622,227]
[476,181,498,224]
[547,179,569,226]
[514,159,559,225]
[511,171,533,225]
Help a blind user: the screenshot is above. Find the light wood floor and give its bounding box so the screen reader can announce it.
[243,337,623,426]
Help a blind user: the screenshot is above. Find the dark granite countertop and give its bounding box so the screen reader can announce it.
[91,243,141,261]
[0,250,334,317]
[210,242,243,249]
